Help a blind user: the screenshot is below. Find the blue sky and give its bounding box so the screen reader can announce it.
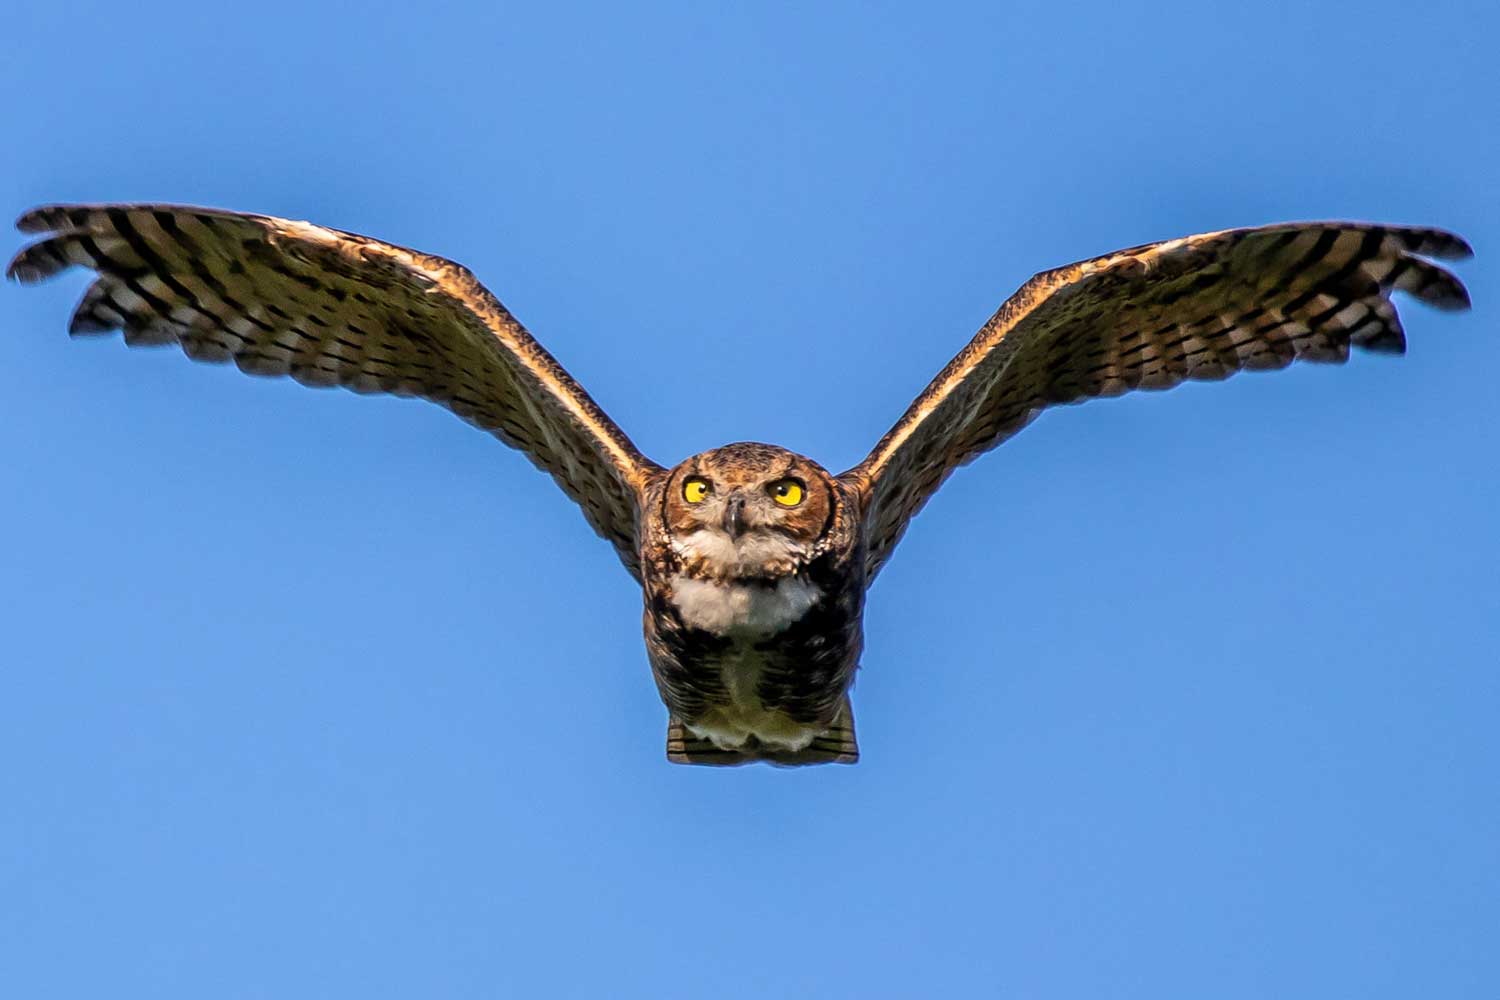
[1,2,1494,997]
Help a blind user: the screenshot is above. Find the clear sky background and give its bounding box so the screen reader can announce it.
[1,2,1494,997]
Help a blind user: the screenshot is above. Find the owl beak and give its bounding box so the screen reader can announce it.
[722,494,747,538]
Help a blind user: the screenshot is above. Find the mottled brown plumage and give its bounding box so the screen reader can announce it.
[841,223,1474,579]
[8,204,1473,766]
[7,204,660,574]
[640,443,864,764]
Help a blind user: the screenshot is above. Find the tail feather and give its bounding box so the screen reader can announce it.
[666,699,858,767]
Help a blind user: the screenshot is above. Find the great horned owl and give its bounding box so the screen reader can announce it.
[8,205,1472,766]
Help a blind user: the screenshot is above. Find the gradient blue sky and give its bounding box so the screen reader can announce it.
[2,3,1495,997]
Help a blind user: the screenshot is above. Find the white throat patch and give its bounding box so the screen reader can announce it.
[672,528,805,579]
[669,574,822,636]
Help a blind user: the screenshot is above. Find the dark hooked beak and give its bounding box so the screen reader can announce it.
[722,494,747,538]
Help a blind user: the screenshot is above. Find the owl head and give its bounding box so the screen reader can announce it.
[662,442,839,580]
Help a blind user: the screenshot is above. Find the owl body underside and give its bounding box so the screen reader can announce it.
[641,506,867,765]
[649,604,864,767]
[639,444,867,765]
[8,204,1473,767]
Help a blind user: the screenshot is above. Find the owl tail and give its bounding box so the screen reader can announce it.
[665,698,859,767]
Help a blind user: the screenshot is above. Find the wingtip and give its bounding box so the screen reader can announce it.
[1430,229,1475,261]
[5,246,40,283]
[1412,259,1472,312]
[5,236,70,284]
[1361,326,1409,354]
[1393,224,1474,262]
[15,204,69,234]
[1436,279,1473,312]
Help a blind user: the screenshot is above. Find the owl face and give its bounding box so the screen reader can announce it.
[662,442,836,579]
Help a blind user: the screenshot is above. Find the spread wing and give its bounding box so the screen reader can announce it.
[8,203,663,578]
[840,222,1473,580]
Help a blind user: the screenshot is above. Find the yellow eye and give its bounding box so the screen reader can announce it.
[683,477,711,504]
[770,479,804,507]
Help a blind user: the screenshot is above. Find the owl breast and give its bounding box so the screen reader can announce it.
[667,574,822,636]
[662,574,827,749]
[639,451,866,758]
[644,562,864,754]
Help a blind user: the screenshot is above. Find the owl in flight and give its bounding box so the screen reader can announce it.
[9,204,1472,765]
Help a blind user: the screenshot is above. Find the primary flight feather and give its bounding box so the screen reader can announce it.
[9,204,1472,766]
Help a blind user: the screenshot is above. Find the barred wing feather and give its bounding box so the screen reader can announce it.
[840,222,1472,580]
[8,203,662,577]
